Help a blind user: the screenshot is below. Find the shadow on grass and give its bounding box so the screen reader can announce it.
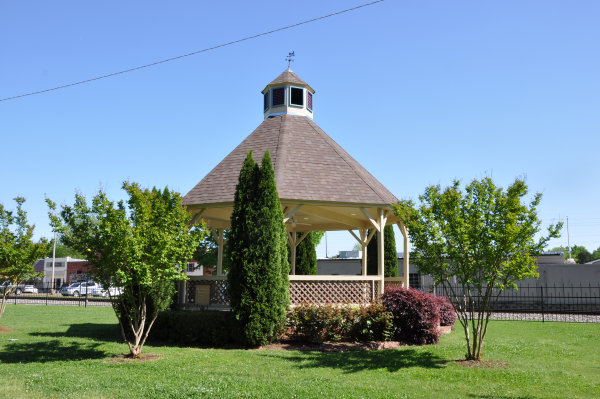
[468,395,535,399]
[31,323,122,342]
[264,348,447,373]
[0,339,106,363]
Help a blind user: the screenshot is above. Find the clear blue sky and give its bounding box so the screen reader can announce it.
[1,1,599,258]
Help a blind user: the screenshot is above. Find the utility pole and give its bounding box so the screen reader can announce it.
[566,216,572,261]
[51,231,57,295]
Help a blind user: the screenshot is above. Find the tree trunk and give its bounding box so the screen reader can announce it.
[0,294,7,319]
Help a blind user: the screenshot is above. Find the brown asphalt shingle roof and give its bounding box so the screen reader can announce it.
[183,114,398,206]
[267,69,308,87]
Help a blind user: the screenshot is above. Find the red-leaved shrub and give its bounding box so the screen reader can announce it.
[381,287,441,345]
[434,295,457,327]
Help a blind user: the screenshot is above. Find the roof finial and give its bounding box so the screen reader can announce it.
[285,51,295,69]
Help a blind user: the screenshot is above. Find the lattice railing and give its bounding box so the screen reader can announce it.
[184,276,396,306]
[289,280,375,304]
[186,279,230,306]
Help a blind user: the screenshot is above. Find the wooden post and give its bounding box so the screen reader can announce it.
[181,280,187,305]
[348,228,373,276]
[361,228,367,276]
[398,222,410,288]
[291,230,297,275]
[378,208,385,295]
[217,229,224,276]
[212,229,226,276]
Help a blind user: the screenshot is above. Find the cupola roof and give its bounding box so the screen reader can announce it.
[262,68,314,93]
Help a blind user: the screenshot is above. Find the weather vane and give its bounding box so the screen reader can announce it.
[285,51,295,68]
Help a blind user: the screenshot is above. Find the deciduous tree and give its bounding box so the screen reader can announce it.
[0,197,48,319]
[395,177,561,361]
[46,237,86,259]
[47,183,204,357]
[576,248,593,264]
[593,247,600,261]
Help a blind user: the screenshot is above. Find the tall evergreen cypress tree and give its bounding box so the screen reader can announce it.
[295,232,318,275]
[228,151,289,346]
[366,225,398,277]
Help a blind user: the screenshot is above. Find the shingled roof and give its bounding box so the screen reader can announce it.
[183,114,398,207]
[262,68,314,93]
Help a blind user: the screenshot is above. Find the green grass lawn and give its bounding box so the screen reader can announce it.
[0,306,598,399]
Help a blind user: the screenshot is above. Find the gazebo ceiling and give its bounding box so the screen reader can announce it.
[183,70,399,232]
[191,202,398,232]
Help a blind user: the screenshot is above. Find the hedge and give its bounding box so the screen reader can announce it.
[149,310,237,347]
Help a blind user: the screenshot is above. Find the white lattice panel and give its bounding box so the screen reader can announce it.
[289,281,375,304]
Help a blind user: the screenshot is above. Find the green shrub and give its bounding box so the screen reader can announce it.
[228,151,289,347]
[287,302,393,343]
[367,225,398,277]
[149,310,237,347]
[295,232,318,275]
[353,300,394,341]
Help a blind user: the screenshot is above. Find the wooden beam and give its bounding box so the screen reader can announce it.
[361,207,380,232]
[190,208,205,225]
[366,228,377,245]
[295,232,310,247]
[283,205,303,223]
[348,229,362,244]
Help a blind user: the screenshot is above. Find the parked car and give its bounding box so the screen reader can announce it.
[19,285,38,294]
[91,286,123,298]
[60,282,102,297]
[0,282,39,295]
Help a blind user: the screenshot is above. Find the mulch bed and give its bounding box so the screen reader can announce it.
[260,325,454,352]
[260,340,405,352]
[106,353,163,363]
[0,326,16,333]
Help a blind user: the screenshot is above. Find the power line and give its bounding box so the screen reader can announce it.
[0,1,383,102]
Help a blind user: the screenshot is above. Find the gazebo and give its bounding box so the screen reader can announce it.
[181,68,409,306]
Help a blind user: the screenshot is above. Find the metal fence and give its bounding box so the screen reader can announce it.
[417,283,600,323]
[4,281,600,323]
[1,282,113,307]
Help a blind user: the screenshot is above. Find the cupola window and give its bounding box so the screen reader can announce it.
[272,87,285,107]
[290,87,303,107]
[307,91,313,111]
[263,91,270,111]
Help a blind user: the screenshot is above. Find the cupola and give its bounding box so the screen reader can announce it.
[261,68,315,120]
